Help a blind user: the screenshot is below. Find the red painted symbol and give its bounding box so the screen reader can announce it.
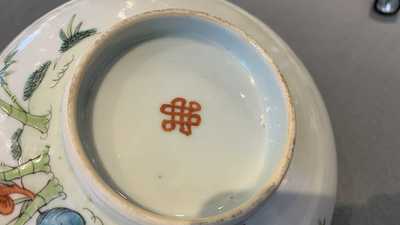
[160,97,202,136]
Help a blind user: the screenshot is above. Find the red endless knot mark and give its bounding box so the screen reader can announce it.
[160,97,202,136]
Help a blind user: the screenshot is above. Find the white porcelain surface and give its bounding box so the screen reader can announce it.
[0,1,336,225]
[64,11,294,225]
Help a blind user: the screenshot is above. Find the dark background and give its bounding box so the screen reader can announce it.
[1,0,400,224]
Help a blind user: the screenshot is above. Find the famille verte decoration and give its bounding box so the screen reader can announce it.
[0,7,331,225]
[0,49,50,135]
[160,97,202,136]
[0,14,100,225]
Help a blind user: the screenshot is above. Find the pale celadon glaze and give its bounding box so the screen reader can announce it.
[0,1,336,225]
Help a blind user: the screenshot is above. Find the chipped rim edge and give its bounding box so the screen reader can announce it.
[63,8,296,225]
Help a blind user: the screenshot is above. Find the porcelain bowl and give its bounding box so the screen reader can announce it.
[62,9,295,225]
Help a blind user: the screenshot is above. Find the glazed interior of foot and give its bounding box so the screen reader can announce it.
[77,14,291,219]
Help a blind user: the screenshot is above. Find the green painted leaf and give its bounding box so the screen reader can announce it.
[23,61,51,101]
[4,50,17,65]
[59,15,97,53]
[10,128,23,160]
[59,28,97,53]
[67,14,77,37]
[2,60,16,73]
[1,50,17,79]
[74,22,83,35]
[59,29,68,41]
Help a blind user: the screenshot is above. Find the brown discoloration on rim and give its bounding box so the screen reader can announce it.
[64,8,296,225]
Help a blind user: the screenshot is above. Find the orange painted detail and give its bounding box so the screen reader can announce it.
[160,97,202,136]
[0,183,35,215]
